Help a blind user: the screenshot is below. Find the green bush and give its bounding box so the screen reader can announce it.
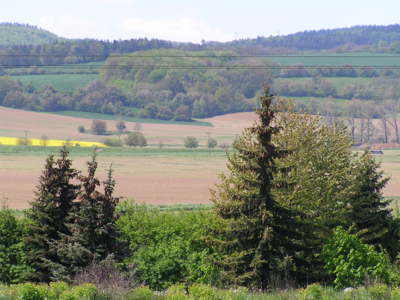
[322,227,398,288]
[367,284,392,299]
[117,204,220,290]
[59,283,99,300]
[183,137,199,148]
[102,137,123,147]
[300,283,324,300]
[189,284,220,300]
[15,283,47,300]
[127,286,155,300]
[165,284,187,300]
[0,209,31,284]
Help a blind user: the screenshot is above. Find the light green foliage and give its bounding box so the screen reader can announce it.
[322,227,398,288]
[0,209,31,284]
[59,283,99,300]
[126,286,155,300]
[15,74,98,93]
[188,284,220,300]
[117,204,220,290]
[0,23,61,46]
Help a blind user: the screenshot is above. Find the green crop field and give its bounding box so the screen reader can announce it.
[0,145,226,157]
[275,77,373,89]
[13,74,98,92]
[265,52,400,66]
[47,110,213,126]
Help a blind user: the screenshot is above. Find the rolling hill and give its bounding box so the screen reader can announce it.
[0,23,62,46]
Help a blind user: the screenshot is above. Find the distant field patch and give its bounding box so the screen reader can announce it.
[275,77,372,89]
[0,136,106,148]
[14,74,98,92]
[266,52,400,66]
[49,111,213,126]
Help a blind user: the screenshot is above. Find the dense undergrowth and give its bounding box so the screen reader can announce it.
[3,282,400,300]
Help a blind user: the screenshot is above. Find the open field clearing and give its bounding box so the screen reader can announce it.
[13,74,98,92]
[0,106,255,146]
[2,107,400,209]
[1,146,400,209]
[266,52,400,66]
[0,148,228,209]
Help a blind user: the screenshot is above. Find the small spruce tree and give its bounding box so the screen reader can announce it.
[54,154,120,280]
[210,88,304,289]
[25,147,80,282]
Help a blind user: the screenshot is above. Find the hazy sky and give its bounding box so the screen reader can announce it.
[2,0,399,42]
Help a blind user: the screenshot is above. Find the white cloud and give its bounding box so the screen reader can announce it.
[120,18,235,43]
[38,16,111,39]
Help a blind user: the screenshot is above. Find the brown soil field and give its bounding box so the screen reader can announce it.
[0,106,256,146]
[0,155,228,209]
[1,107,400,209]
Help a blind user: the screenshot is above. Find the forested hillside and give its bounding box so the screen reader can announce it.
[2,23,400,124]
[224,24,400,52]
[0,23,61,46]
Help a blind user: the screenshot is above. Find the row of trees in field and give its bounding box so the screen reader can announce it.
[297,98,400,145]
[1,88,399,293]
[273,77,400,100]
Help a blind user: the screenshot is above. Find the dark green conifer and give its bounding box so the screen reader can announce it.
[54,154,120,280]
[346,151,397,256]
[210,88,305,289]
[25,147,80,282]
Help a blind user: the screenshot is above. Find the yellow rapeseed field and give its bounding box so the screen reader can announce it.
[0,136,106,147]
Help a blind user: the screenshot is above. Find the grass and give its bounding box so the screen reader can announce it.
[5,61,104,75]
[275,77,373,89]
[0,145,228,157]
[13,74,98,92]
[46,110,213,127]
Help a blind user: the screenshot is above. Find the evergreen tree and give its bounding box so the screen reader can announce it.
[346,151,397,256]
[53,155,120,280]
[210,88,305,289]
[25,147,80,282]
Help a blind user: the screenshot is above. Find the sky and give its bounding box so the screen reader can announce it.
[1,0,400,43]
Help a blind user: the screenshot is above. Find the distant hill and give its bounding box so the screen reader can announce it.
[224,24,400,52]
[0,23,62,46]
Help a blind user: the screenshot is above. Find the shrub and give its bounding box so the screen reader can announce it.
[116,120,127,133]
[16,137,31,146]
[39,135,48,147]
[91,120,107,135]
[73,258,134,294]
[183,136,199,148]
[207,137,217,149]
[59,283,99,300]
[102,137,123,147]
[125,132,147,147]
[117,204,220,290]
[15,283,47,300]
[189,284,220,300]
[322,227,398,288]
[127,286,154,300]
[78,125,85,133]
[0,209,31,284]
[300,283,324,300]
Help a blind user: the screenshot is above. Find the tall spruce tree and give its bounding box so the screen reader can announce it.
[53,154,120,280]
[210,88,305,289]
[346,151,397,256]
[25,147,80,282]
